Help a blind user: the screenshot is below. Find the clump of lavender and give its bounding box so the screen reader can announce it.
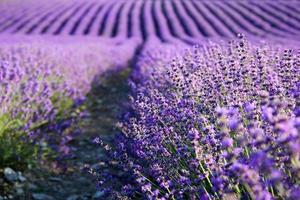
[100,35,300,199]
[0,40,114,169]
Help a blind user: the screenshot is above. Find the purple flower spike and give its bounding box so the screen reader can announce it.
[222,137,234,148]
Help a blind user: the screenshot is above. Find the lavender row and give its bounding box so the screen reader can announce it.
[0,0,299,42]
[0,36,136,169]
[97,35,300,199]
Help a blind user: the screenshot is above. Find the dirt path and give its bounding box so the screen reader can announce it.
[12,70,131,200]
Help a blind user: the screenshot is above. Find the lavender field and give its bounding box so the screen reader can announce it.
[0,0,299,200]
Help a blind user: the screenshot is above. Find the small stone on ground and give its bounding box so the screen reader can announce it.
[32,193,55,200]
[3,168,18,183]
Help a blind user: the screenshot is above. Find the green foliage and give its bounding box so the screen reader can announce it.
[52,92,77,120]
[0,114,38,170]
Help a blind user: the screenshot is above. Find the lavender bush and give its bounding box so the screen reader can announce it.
[0,38,118,169]
[98,35,300,199]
